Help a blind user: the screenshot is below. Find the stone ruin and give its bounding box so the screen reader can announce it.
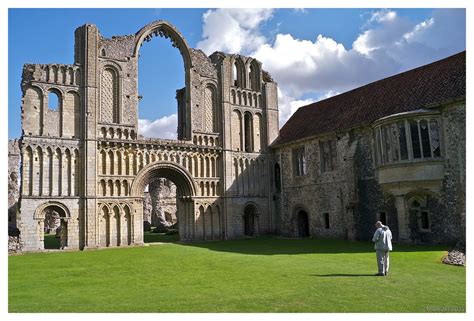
[143,178,177,232]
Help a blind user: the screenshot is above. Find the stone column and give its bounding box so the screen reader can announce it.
[395,195,410,241]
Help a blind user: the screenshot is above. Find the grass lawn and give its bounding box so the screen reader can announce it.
[43,233,60,249]
[9,237,465,312]
[143,231,180,243]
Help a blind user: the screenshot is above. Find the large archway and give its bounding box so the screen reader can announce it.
[133,21,192,140]
[131,161,196,241]
[35,202,71,250]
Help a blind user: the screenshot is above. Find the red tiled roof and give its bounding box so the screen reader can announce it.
[273,51,466,147]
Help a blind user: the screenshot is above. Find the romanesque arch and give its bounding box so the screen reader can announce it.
[133,21,192,140]
[18,20,278,252]
[130,161,196,241]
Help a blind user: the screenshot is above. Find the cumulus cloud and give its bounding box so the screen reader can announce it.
[197,8,465,126]
[197,8,273,55]
[138,114,177,139]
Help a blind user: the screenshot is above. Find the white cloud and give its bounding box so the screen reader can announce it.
[197,9,465,127]
[138,114,177,139]
[197,8,273,55]
[253,33,398,98]
[278,90,340,127]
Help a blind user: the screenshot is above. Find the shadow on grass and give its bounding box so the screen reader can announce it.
[310,273,376,277]
[144,232,180,243]
[180,236,449,255]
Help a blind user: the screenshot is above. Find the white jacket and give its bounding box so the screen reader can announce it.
[372,225,393,251]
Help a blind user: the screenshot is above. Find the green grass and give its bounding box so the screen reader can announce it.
[144,231,180,243]
[9,237,465,312]
[43,233,60,249]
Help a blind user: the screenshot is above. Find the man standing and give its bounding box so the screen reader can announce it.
[372,221,392,276]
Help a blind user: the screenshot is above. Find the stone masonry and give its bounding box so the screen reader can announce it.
[13,20,464,252]
[17,21,279,252]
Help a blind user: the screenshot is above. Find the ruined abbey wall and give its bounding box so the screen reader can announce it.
[18,21,279,252]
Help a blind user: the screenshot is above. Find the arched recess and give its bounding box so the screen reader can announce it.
[35,201,71,250]
[100,66,120,124]
[243,202,259,236]
[133,21,192,140]
[130,161,196,198]
[63,91,81,138]
[23,86,43,136]
[248,60,261,91]
[232,57,246,88]
[130,161,196,241]
[203,83,219,133]
[244,112,254,152]
[294,205,310,238]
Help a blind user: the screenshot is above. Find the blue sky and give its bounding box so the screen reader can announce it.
[8,8,465,139]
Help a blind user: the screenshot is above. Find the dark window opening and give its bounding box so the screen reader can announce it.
[421,211,430,230]
[324,213,330,229]
[274,163,281,191]
[410,121,421,159]
[243,204,257,236]
[297,210,310,237]
[379,212,387,225]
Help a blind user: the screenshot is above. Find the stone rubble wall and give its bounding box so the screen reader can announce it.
[8,139,20,230]
[142,178,177,230]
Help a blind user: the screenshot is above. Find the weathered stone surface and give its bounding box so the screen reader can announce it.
[16,20,277,252]
[8,236,21,253]
[8,139,20,231]
[13,19,464,253]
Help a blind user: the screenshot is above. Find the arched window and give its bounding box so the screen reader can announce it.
[249,61,260,91]
[48,91,60,111]
[233,59,245,88]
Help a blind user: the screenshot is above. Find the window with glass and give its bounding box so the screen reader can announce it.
[375,117,441,165]
[293,147,306,177]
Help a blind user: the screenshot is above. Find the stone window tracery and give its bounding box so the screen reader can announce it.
[375,115,442,166]
[293,147,306,177]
